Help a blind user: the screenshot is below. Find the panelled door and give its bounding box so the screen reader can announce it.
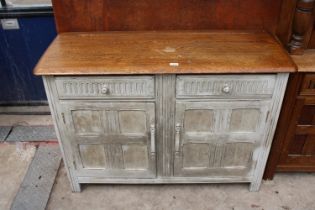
[60,101,156,178]
[174,100,270,178]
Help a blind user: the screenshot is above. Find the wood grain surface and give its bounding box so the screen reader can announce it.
[292,50,315,72]
[34,31,296,75]
[308,23,315,48]
[52,0,282,34]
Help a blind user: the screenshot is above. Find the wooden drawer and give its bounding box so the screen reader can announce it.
[55,76,155,99]
[300,74,315,96]
[176,74,276,99]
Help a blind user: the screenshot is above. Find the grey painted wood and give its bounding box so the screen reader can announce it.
[59,101,156,178]
[249,73,289,191]
[10,145,61,210]
[173,100,269,178]
[55,76,155,99]
[155,75,166,177]
[158,75,176,177]
[43,73,289,192]
[77,176,251,184]
[176,74,276,99]
[43,77,81,192]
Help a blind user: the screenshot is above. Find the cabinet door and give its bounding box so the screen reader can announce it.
[174,100,270,178]
[60,101,156,178]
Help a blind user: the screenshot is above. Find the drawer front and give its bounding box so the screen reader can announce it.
[300,73,315,96]
[55,76,155,99]
[176,74,276,98]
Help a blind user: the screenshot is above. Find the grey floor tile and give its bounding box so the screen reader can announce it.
[6,126,56,142]
[0,126,12,141]
[10,145,61,210]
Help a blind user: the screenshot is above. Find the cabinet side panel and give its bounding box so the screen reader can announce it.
[250,73,289,191]
[43,76,81,192]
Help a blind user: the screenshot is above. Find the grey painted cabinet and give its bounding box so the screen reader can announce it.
[43,73,289,192]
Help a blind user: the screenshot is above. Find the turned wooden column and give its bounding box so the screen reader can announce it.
[288,0,315,54]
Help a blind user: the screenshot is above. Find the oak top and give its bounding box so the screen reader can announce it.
[34,31,296,75]
[292,50,315,72]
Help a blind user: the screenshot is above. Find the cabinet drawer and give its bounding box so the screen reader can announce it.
[55,76,155,99]
[300,73,315,95]
[176,75,276,98]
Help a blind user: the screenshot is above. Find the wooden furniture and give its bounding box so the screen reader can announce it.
[263,0,315,179]
[264,50,315,179]
[51,0,315,53]
[47,0,315,186]
[277,0,315,54]
[51,0,282,33]
[34,31,295,192]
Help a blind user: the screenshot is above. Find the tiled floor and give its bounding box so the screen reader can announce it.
[0,143,36,210]
[0,114,53,126]
[0,114,58,210]
[0,114,315,210]
[47,165,315,210]
[0,114,56,142]
[6,125,56,142]
[11,145,61,210]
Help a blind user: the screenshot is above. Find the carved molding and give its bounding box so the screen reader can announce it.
[55,77,155,99]
[288,0,315,54]
[176,76,276,98]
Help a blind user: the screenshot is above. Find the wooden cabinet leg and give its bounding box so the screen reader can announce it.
[70,179,81,193]
[249,181,261,192]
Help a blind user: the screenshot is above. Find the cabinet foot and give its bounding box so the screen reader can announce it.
[249,181,261,192]
[71,181,81,193]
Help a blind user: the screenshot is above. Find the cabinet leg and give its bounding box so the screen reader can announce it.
[249,181,261,192]
[70,179,81,192]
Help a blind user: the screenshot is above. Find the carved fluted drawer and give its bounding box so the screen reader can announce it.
[176,74,277,99]
[55,76,155,99]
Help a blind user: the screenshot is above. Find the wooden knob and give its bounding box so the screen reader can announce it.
[222,85,231,94]
[101,85,109,94]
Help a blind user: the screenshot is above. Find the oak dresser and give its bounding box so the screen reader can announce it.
[34,31,295,192]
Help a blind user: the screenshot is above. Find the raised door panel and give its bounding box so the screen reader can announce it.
[174,101,269,177]
[60,101,156,178]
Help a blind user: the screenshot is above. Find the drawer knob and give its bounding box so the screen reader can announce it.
[222,85,231,94]
[101,85,109,94]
